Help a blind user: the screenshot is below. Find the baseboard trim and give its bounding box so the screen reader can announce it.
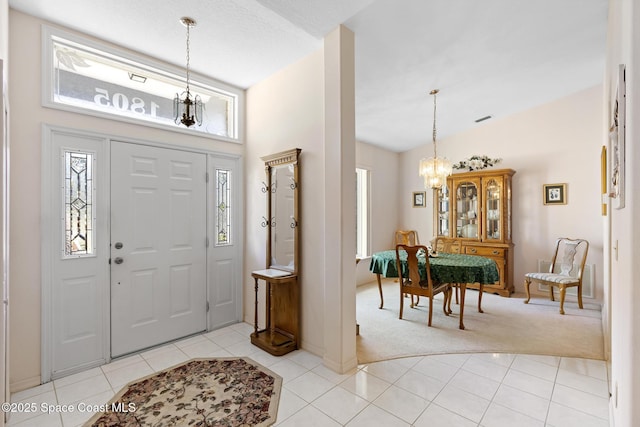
[10,375,41,394]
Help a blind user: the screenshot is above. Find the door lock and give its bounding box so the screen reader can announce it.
[114,242,123,249]
[114,257,124,265]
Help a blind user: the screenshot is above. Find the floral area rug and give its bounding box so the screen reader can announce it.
[85,357,282,427]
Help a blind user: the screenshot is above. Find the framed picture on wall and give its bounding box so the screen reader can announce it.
[543,183,567,205]
[412,191,426,207]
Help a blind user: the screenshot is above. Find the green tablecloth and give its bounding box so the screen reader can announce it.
[369,250,499,285]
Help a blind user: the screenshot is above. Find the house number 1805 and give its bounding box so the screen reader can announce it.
[93,88,160,118]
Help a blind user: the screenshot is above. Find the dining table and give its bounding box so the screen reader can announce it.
[369,250,500,329]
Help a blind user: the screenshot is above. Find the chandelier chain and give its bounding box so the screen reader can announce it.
[185,21,191,93]
[432,90,438,158]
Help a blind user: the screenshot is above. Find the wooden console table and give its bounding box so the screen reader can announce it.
[250,269,299,356]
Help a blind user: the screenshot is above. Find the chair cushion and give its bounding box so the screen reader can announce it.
[525,272,579,285]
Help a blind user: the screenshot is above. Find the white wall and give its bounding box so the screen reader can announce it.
[245,48,327,355]
[399,85,605,302]
[606,0,640,425]
[355,141,400,284]
[245,26,358,373]
[8,10,243,391]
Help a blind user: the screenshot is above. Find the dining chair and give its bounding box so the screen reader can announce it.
[395,244,451,326]
[524,238,589,314]
[434,238,465,305]
[395,230,419,246]
[434,237,461,254]
[394,230,420,301]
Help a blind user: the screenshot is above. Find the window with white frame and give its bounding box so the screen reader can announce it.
[43,26,242,141]
[356,168,370,258]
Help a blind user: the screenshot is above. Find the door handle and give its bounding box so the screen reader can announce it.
[114,257,124,265]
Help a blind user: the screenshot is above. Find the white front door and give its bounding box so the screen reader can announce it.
[110,141,207,357]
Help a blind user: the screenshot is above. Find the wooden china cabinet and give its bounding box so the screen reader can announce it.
[434,168,515,296]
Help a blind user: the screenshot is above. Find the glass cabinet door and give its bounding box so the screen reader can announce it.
[454,180,479,239]
[435,184,450,237]
[484,177,503,241]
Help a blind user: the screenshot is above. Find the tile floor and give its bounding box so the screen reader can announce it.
[8,322,610,427]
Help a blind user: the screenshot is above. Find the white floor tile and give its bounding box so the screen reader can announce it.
[285,371,334,403]
[360,359,409,383]
[275,388,311,425]
[312,386,369,425]
[141,347,190,372]
[480,402,544,427]
[179,339,226,359]
[551,383,609,420]
[414,403,477,427]
[10,382,54,402]
[55,375,112,406]
[433,384,491,423]
[546,401,610,427]
[269,359,310,383]
[411,357,459,383]
[205,330,246,348]
[5,390,58,424]
[462,356,510,382]
[312,364,358,385]
[345,403,409,427]
[6,411,62,427]
[339,370,391,402]
[449,369,501,399]
[559,357,608,381]
[511,355,559,381]
[52,367,103,390]
[394,368,446,401]
[556,368,609,398]
[501,368,555,400]
[102,360,153,391]
[59,390,114,427]
[492,384,550,421]
[372,384,429,424]
[286,350,324,370]
[277,404,342,427]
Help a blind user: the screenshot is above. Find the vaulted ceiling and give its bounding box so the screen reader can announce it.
[9,0,608,152]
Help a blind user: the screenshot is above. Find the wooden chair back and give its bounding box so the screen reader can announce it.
[434,237,461,254]
[395,244,450,326]
[395,230,419,246]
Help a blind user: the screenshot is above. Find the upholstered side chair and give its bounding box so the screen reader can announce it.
[524,238,589,314]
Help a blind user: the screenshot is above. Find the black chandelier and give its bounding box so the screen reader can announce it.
[173,17,203,127]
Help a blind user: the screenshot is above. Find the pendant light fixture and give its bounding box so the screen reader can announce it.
[173,17,203,127]
[418,89,452,189]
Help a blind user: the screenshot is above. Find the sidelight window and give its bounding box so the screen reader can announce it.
[63,151,95,257]
[216,169,232,246]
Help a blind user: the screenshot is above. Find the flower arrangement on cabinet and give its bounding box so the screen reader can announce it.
[452,155,502,171]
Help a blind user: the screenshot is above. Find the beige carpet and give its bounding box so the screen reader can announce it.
[357,279,605,364]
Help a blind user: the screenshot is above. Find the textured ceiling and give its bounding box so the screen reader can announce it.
[9,0,608,152]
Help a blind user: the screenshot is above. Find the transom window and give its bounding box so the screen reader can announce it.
[43,26,242,141]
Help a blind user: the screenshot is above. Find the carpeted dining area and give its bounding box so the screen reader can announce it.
[357,278,604,364]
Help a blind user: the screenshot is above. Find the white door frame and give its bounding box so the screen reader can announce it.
[41,125,243,382]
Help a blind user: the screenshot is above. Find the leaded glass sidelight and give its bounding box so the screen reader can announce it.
[64,151,95,256]
[216,169,231,245]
